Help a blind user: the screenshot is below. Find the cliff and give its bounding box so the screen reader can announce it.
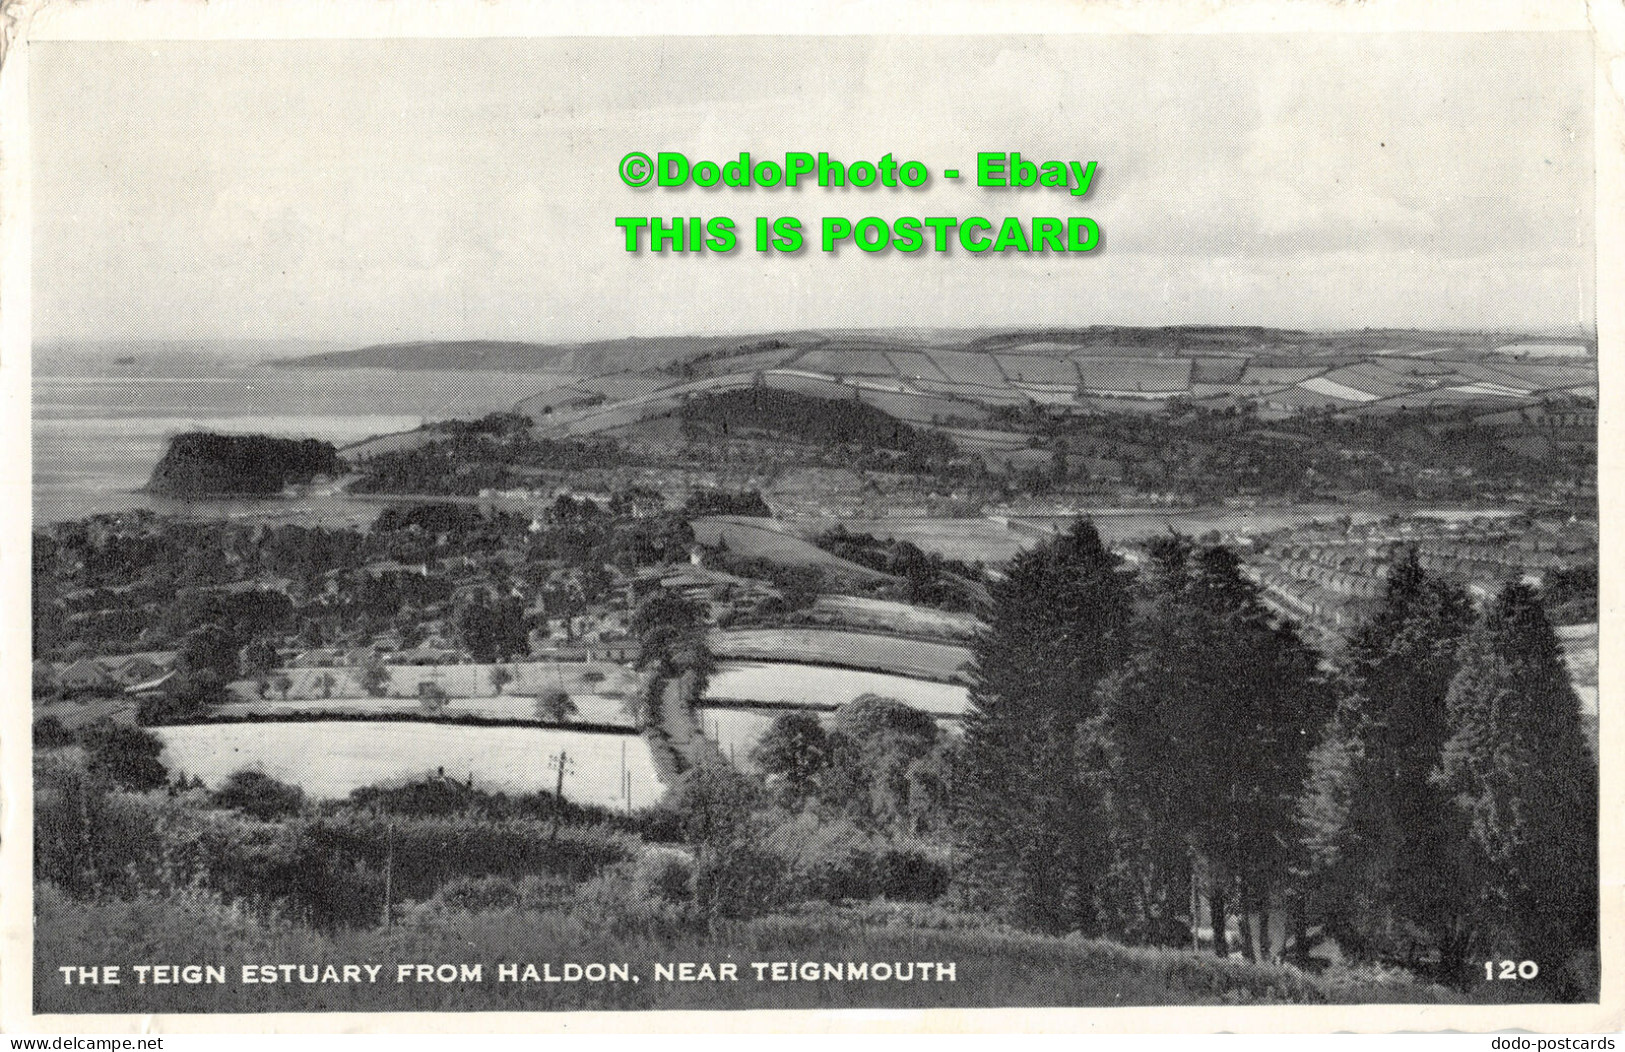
[145,432,343,497]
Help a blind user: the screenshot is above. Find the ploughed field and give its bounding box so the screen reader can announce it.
[806,594,985,640]
[702,661,971,717]
[155,721,661,808]
[708,628,972,682]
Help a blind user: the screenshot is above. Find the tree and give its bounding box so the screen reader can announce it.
[271,673,293,700]
[631,588,708,675]
[237,637,279,679]
[78,719,167,791]
[752,712,829,804]
[535,688,576,723]
[419,681,450,714]
[953,518,1132,936]
[1102,538,1331,958]
[139,669,225,725]
[1433,584,1598,999]
[359,663,392,698]
[316,671,338,700]
[178,622,241,679]
[33,660,61,701]
[453,589,530,662]
[239,638,280,679]
[488,665,514,695]
[820,695,944,833]
[32,714,75,749]
[1298,549,1474,973]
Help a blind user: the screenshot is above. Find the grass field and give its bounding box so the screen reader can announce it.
[154,721,662,807]
[704,661,971,717]
[693,705,785,768]
[709,628,971,682]
[806,595,985,641]
[692,516,894,581]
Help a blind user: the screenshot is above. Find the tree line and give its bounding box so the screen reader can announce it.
[954,520,1597,1000]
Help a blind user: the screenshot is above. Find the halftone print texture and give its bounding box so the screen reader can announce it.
[24,30,1601,1017]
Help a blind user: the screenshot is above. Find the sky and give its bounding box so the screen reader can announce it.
[29,33,1595,346]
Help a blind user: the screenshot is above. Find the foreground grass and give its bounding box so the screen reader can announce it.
[35,885,1459,1013]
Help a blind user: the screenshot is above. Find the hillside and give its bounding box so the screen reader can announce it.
[277,334,825,375]
[145,432,343,497]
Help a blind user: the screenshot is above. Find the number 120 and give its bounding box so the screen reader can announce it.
[1485,960,1539,980]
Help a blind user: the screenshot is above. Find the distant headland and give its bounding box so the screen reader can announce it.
[145,432,344,497]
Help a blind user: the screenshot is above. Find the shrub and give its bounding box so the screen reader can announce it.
[632,849,694,905]
[692,841,791,920]
[875,845,951,902]
[78,719,168,791]
[430,874,524,912]
[211,769,306,820]
[32,715,75,749]
[569,868,695,939]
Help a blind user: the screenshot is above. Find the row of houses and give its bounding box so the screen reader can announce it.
[1271,559,1386,601]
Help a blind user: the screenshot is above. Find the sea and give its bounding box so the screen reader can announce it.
[32,344,569,527]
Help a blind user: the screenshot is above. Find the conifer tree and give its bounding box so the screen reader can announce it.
[1298,548,1473,972]
[954,518,1131,935]
[1104,538,1331,957]
[1434,583,1597,999]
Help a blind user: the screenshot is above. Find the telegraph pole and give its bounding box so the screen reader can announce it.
[549,749,573,800]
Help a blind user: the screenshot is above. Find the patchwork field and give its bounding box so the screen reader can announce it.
[703,661,971,716]
[692,516,894,581]
[155,721,662,808]
[708,628,972,682]
[326,334,1594,466]
[807,595,986,641]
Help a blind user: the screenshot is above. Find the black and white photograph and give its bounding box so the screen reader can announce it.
[3,1,1614,1030]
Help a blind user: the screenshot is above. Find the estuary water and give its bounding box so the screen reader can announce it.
[32,347,567,525]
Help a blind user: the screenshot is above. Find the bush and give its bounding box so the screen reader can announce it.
[33,715,75,749]
[211,769,306,820]
[632,849,694,905]
[430,874,524,912]
[34,750,166,897]
[875,845,951,902]
[78,719,168,791]
[692,841,791,920]
[569,868,695,938]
